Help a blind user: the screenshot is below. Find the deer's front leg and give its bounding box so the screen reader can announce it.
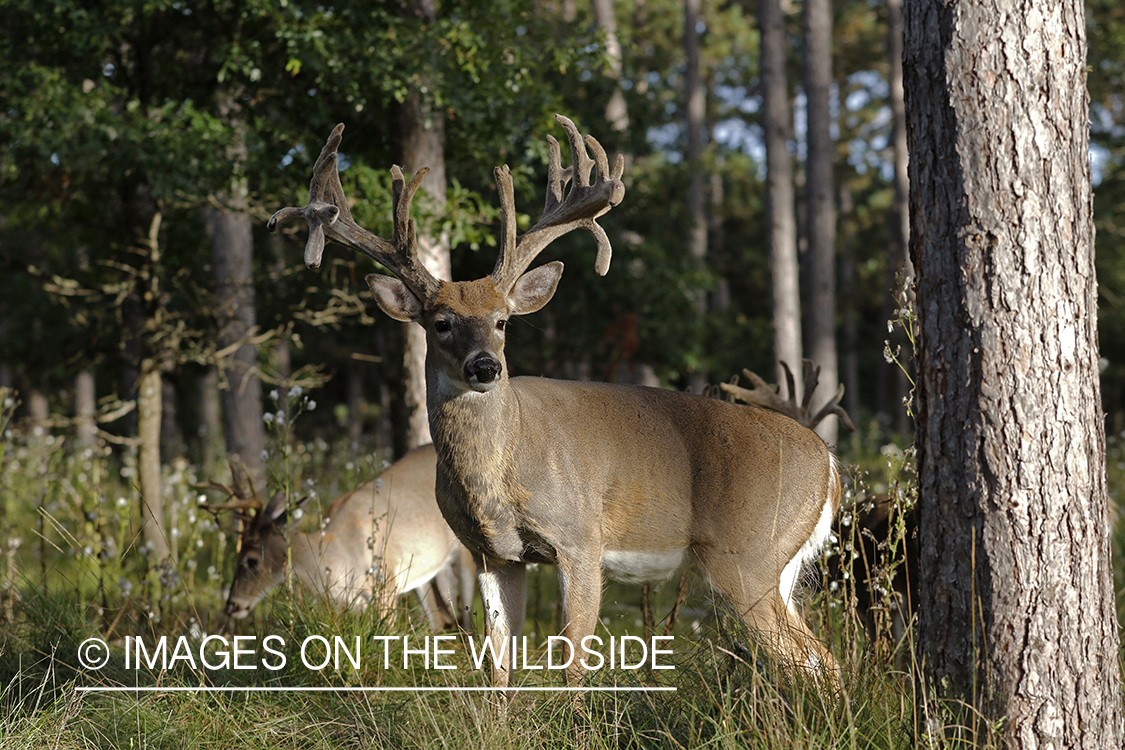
[556,553,603,687]
[476,556,527,688]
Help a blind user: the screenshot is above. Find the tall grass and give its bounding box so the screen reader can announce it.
[0,389,1114,748]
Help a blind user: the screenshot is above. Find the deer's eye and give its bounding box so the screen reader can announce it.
[496,319,508,332]
[244,556,259,572]
[434,319,451,334]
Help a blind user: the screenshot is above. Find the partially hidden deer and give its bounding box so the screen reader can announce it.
[269,115,842,687]
[724,360,916,663]
[208,445,474,631]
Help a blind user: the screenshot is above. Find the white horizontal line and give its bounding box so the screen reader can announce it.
[75,686,676,694]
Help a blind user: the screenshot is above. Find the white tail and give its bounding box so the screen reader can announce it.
[270,116,841,687]
[215,445,474,630]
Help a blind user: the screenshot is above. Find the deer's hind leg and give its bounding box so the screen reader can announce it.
[700,551,839,688]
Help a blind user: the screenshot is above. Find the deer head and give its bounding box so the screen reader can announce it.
[269,115,625,397]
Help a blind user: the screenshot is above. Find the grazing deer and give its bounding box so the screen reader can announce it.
[269,115,842,687]
[208,445,474,630]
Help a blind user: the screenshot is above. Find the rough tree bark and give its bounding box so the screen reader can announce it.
[904,0,1123,744]
[802,0,837,445]
[398,0,452,454]
[759,0,803,393]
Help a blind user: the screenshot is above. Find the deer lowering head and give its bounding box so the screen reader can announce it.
[271,117,840,690]
[207,446,473,630]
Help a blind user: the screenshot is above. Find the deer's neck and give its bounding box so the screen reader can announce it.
[286,532,323,589]
[427,370,519,478]
[426,367,528,557]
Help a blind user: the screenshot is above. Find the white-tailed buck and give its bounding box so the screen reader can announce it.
[209,445,473,630]
[269,115,842,686]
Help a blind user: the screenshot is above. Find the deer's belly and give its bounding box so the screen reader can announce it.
[601,548,688,584]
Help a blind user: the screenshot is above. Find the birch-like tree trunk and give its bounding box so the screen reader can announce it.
[904,0,1123,743]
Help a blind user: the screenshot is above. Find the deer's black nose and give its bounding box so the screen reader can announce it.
[465,355,502,384]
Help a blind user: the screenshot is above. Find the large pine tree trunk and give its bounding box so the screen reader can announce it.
[904,0,1123,743]
[802,0,837,445]
[759,0,802,392]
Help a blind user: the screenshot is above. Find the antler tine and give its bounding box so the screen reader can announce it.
[799,360,820,413]
[720,368,804,424]
[490,114,626,293]
[808,382,858,433]
[268,124,441,299]
[721,359,856,433]
[194,480,263,516]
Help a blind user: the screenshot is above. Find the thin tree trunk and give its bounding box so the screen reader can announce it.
[803,0,837,445]
[199,368,224,477]
[75,369,96,450]
[210,104,265,483]
[27,390,48,429]
[838,183,860,426]
[684,0,708,394]
[398,0,452,454]
[159,362,183,460]
[137,361,171,563]
[904,0,1123,743]
[592,0,629,133]
[347,360,364,446]
[880,0,913,437]
[212,200,266,483]
[759,0,803,394]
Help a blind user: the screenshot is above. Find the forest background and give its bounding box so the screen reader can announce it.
[1,0,1124,747]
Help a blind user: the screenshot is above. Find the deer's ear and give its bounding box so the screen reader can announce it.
[261,491,289,526]
[509,262,563,316]
[367,274,424,322]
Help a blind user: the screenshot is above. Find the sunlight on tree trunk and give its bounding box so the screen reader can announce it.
[905,0,1124,743]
